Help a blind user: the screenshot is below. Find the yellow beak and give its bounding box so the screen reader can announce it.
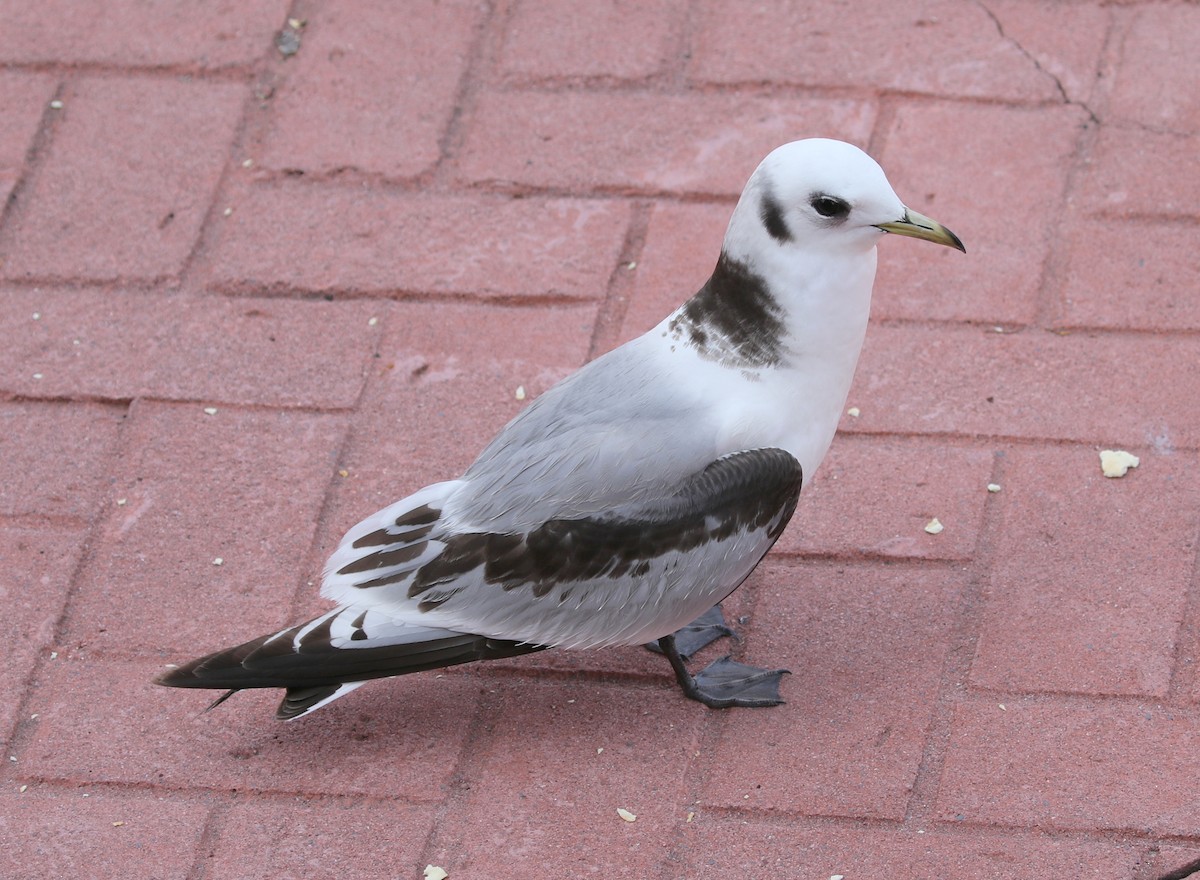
[875,208,965,253]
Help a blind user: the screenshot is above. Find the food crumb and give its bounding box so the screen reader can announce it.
[423,866,448,880]
[1099,449,1139,478]
[924,518,944,535]
[617,808,637,822]
[846,406,860,418]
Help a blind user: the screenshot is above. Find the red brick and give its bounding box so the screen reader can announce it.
[0,786,207,880]
[209,798,437,880]
[618,202,729,344]
[20,655,481,799]
[62,401,347,655]
[846,324,1200,448]
[0,288,379,407]
[779,435,994,561]
[0,0,287,67]
[500,0,684,81]
[258,0,480,179]
[875,102,1086,325]
[700,562,962,819]
[677,815,1139,879]
[0,401,124,520]
[0,72,56,207]
[204,182,629,299]
[1054,217,1200,330]
[1079,127,1200,218]
[424,679,701,878]
[309,299,595,568]
[1107,4,1200,131]
[1,526,86,746]
[0,77,244,283]
[456,91,875,194]
[938,697,1200,833]
[971,446,1196,697]
[689,0,1060,101]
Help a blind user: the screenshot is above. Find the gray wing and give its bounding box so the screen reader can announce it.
[450,340,725,531]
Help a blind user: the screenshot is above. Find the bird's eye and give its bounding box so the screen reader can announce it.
[811,195,850,219]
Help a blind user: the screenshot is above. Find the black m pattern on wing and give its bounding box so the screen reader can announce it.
[409,447,803,610]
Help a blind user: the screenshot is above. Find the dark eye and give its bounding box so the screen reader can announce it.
[811,195,850,219]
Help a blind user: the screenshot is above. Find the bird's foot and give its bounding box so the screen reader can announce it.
[684,656,789,708]
[655,632,788,709]
[644,604,734,660]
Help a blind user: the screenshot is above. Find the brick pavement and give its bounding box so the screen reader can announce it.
[2,2,1198,878]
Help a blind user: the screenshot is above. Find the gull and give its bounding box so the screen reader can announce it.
[156,138,963,719]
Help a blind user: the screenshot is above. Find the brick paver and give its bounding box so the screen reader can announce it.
[256,0,482,180]
[4,3,1198,879]
[0,76,245,283]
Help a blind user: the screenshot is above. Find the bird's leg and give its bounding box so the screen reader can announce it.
[655,632,789,709]
[644,604,734,660]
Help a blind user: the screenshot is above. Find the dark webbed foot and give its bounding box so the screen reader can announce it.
[656,633,789,709]
[645,604,734,660]
[686,655,788,707]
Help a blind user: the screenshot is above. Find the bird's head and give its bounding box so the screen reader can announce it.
[734,138,964,257]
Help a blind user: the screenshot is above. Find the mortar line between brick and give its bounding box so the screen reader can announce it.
[184,796,232,880]
[2,398,137,764]
[657,706,723,880]
[284,318,385,625]
[1153,854,1200,880]
[0,78,65,253]
[689,802,1148,839]
[429,0,499,182]
[1163,511,1200,706]
[901,447,1008,824]
[172,72,265,293]
[837,428,1200,456]
[655,564,796,875]
[1027,113,1103,331]
[672,0,699,91]
[0,59,270,82]
[412,680,529,875]
[587,199,653,360]
[1019,4,1121,331]
[867,93,899,159]
[173,0,314,292]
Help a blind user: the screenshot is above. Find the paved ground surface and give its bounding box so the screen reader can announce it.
[3,1,1199,878]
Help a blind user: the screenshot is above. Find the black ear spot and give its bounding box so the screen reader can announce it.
[810,194,851,221]
[759,192,792,243]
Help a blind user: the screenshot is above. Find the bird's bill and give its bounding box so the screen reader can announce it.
[875,208,965,253]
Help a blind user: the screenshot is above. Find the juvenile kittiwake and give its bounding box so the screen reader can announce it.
[156,138,964,719]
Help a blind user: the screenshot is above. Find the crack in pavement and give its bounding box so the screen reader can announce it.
[976,0,1102,126]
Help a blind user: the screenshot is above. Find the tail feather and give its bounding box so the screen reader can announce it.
[155,611,546,719]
